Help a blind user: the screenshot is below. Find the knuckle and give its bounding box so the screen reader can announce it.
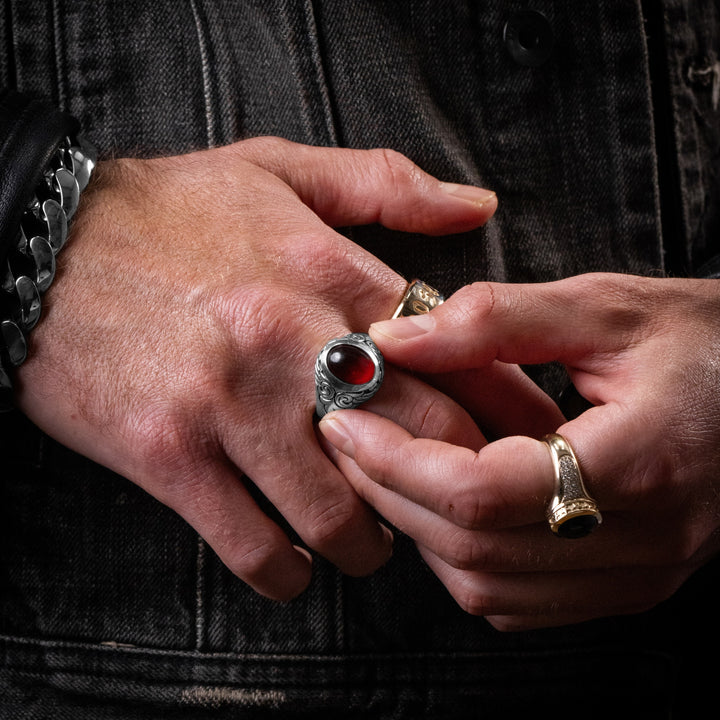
[234,135,292,162]
[128,418,206,503]
[450,456,500,529]
[128,403,222,502]
[356,441,405,489]
[130,404,197,479]
[210,267,348,362]
[451,282,497,328]
[224,536,279,586]
[375,147,416,176]
[414,394,484,449]
[454,582,494,617]
[441,529,490,570]
[371,147,425,196]
[450,484,495,531]
[302,495,359,553]
[285,233,377,300]
[213,286,296,360]
[569,273,649,334]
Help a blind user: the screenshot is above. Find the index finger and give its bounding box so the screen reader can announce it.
[368,273,651,373]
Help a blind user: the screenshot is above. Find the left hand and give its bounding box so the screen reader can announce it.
[318,273,720,630]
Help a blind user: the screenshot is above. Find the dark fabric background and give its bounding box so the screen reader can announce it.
[1,1,719,717]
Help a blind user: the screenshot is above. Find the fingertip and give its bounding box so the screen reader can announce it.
[257,545,314,602]
[369,312,435,343]
[480,191,498,219]
[343,523,395,577]
[434,183,498,232]
[318,412,356,457]
[439,183,497,211]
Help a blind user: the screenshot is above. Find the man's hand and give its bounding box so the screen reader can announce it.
[319,273,720,628]
[15,137,498,601]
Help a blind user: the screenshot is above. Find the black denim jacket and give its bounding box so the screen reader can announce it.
[1,2,719,718]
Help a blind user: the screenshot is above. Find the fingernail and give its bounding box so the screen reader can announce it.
[440,182,497,207]
[318,414,356,457]
[370,312,435,341]
[292,545,313,564]
[381,525,394,554]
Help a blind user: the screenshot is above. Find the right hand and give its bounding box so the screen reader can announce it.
[321,275,720,629]
[14,137,506,600]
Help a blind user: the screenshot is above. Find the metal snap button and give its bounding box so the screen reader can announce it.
[503,9,554,67]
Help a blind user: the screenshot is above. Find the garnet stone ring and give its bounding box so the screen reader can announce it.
[314,280,443,418]
[543,433,602,539]
[315,333,384,418]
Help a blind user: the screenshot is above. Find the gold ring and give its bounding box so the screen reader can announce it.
[543,433,602,538]
[392,279,444,318]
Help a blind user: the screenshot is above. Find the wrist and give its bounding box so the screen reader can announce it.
[0,92,96,410]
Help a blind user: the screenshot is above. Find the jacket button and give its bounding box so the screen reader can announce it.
[503,9,554,67]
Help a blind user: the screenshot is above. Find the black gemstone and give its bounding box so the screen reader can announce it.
[558,515,598,539]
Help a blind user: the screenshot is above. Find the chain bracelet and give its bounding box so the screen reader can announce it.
[0,134,96,410]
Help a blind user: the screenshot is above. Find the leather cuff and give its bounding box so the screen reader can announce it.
[0,89,80,262]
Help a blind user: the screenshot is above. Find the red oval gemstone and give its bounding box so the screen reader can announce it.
[327,344,375,385]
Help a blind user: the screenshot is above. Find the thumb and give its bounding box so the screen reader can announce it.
[237,137,498,235]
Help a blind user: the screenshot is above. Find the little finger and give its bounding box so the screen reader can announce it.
[224,412,394,578]
[418,545,685,629]
[143,460,313,602]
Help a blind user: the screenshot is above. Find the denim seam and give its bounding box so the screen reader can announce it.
[0,633,676,665]
[635,0,666,274]
[296,0,338,145]
[194,535,207,652]
[189,0,217,149]
[50,0,67,111]
[0,0,16,88]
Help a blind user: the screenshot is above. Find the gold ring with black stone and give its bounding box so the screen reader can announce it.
[543,433,602,539]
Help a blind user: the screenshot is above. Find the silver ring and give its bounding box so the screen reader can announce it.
[543,433,602,538]
[315,333,384,418]
[392,279,444,318]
